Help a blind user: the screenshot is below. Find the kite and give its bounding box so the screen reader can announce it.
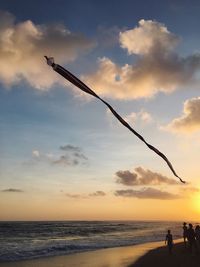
[45,56,185,184]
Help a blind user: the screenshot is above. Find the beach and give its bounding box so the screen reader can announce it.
[2,239,200,267]
[1,221,200,267]
[0,241,164,267]
[130,241,200,267]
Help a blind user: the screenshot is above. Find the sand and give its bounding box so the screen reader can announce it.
[129,241,200,267]
[1,240,200,267]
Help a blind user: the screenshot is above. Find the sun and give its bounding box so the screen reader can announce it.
[191,194,200,214]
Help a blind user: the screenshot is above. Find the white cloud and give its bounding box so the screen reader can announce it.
[2,13,200,101]
[125,110,152,125]
[106,108,152,129]
[83,19,200,100]
[119,19,179,55]
[124,112,137,124]
[32,150,40,158]
[0,10,95,89]
[164,97,200,133]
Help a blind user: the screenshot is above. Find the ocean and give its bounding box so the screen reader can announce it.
[0,221,184,262]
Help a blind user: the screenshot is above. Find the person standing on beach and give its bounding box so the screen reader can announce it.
[195,225,200,247]
[187,223,197,253]
[183,222,188,247]
[165,230,173,254]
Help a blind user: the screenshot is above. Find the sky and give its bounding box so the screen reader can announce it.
[1,0,200,221]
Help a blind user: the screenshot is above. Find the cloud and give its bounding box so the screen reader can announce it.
[1,188,24,193]
[0,10,95,89]
[124,110,153,125]
[59,145,88,161]
[60,145,81,152]
[65,193,86,199]
[164,97,200,133]
[66,191,106,198]
[53,155,79,166]
[53,144,88,166]
[114,187,179,199]
[119,19,178,55]
[116,170,138,186]
[184,187,199,193]
[83,19,200,99]
[89,191,106,197]
[116,166,178,186]
[106,108,153,128]
[179,186,200,194]
[32,150,40,158]
[31,144,88,167]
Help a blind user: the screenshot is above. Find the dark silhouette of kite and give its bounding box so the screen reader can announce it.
[45,56,185,183]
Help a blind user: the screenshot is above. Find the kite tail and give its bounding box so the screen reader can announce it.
[98,98,185,184]
[45,56,186,183]
[144,143,185,183]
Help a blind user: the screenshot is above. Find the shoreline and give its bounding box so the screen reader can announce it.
[0,240,183,267]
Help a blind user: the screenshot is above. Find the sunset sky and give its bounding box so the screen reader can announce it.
[1,0,200,221]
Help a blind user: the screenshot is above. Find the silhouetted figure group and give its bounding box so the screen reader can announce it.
[165,222,200,255]
[183,222,200,253]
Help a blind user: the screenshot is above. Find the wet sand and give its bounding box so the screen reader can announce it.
[0,241,166,267]
[1,240,199,267]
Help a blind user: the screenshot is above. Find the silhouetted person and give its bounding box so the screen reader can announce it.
[183,222,188,247]
[187,223,197,253]
[165,230,173,254]
[195,225,200,247]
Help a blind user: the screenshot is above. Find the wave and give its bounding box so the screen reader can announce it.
[0,221,183,262]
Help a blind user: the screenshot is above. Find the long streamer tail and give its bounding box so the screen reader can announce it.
[45,56,186,183]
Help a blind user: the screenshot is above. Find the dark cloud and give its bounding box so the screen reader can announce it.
[114,187,179,200]
[73,152,88,161]
[66,191,106,198]
[65,193,86,199]
[60,145,81,153]
[1,188,24,193]
[116,170,138,186]
[53,155,79,166]
[89,191,106,197]
[31,144,88,167]
[116,167,178,186]
[53,145,88,166]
